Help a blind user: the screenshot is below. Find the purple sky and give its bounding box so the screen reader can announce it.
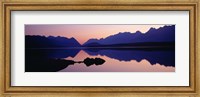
[25,24,166,44]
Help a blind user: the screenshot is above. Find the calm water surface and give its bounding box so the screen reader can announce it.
[25,47,175,72]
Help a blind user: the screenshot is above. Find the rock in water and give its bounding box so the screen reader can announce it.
[94,58,105,65]
[83,57,105,66]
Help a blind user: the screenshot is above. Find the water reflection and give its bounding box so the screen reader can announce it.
[84,48,175,67]
[25,48,175,72]
[25,56,105,72]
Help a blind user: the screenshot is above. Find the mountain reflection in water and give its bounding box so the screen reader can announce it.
[25,48,175,72]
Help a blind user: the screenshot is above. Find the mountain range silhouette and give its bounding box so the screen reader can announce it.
[83,25,175,46]
[26,25,175,47]
[26,35,81,48]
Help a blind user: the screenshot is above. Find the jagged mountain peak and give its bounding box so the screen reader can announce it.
[83,25,175,46]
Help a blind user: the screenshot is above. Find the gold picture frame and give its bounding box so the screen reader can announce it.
[0,0,199,97]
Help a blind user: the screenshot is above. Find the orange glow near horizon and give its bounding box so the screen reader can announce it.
[25,24,166,44]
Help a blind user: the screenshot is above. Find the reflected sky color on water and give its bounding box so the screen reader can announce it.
[25,48,175,72]
[59,50,175,72]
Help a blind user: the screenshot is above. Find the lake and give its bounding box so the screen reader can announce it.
[25,47,175,72]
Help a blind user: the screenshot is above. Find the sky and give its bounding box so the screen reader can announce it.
[25,24,166,44]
